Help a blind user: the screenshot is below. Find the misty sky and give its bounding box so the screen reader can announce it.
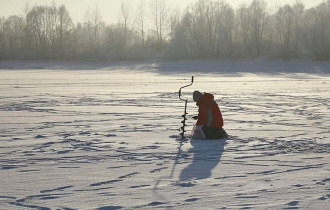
[0,0,325,23]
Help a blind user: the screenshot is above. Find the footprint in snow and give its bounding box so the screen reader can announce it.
[292,184,304,188]
[105,134,117,137]
[79,131,91,135]
[147,201,167,206]
[40,185,74,193]
[35,135,46,139]
[140,145,160,150]
[185,198,198,202]
[90,179,122,187]
[169,135,180,139]
[118,172,139,179]
[129,184,150,189]
[97,206,123,210]
[150,167,168,173]
[287,201,299,206]
[318,195,329,200]
[176,181,195,187]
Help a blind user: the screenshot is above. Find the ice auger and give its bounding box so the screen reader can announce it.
[179,76,194,138]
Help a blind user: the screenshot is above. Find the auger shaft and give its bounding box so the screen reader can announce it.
[178,76,194,138]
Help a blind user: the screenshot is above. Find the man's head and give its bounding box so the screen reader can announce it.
[193,90,203,102]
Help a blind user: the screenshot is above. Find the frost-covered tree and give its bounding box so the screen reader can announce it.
[136,0,146,48]
[275,5,293,58]
[1,16,25,58]
[150,0,168,51]
[0,0,330,61]
[302,1,330,59]
[275,2,304,58]
[57,5,73,50]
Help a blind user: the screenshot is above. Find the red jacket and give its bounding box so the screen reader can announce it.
[196,93,224,128]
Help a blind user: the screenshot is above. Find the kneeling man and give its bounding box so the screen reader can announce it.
[192,91,228,139]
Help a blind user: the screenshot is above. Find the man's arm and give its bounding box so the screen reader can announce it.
[196,105,208,126]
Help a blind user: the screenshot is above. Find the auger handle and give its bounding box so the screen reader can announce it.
[179,76,194,101]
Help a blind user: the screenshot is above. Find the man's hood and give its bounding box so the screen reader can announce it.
[197,93,214,106]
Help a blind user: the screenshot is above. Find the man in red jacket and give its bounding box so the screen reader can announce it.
[192,91,228,139]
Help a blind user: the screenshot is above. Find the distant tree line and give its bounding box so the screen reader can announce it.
[0,0,330,60]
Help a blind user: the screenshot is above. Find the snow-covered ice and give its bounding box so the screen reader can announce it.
[0,60,329,209]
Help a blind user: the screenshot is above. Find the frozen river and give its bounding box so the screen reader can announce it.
[0,62,329,209]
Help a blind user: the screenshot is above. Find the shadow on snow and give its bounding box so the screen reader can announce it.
[179,138,227,181]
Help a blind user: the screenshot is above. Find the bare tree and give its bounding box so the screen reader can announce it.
[292,2,304,57]
[1,0,330,61]
[215,1,234,57]
[83,5,103,58]
[58,5,73,48]
[136,0,146,47]
[249,0,268,56]
[120,1,131,46]
[2,16,25,57]
[150,0,168,51]
[0,17,5,58]
[275,5,293,58]
[92,6,103,49]
[312,2,330,59]
[168,7,181,37]
[237,4,252,56]
[26,6,47,56]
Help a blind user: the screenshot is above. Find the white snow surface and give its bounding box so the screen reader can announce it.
[0,60,329,209]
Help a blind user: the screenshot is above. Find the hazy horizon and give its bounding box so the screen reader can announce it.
[1,0,329,61]
[0,0,326,24]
